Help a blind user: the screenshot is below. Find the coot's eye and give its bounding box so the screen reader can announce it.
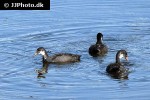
[37,49,40,51]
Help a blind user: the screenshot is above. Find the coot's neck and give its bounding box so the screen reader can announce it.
[43,51,49,60]
[96,37,103,44]
[116,52,121,63]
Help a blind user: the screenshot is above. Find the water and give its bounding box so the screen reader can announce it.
[0,0,150,99]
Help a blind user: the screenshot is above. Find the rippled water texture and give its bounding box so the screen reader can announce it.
[0,0,150,100]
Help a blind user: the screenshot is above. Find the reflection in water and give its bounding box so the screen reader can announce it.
[36,62,49,78]
[117,79,129,89]
[93,55,107,63]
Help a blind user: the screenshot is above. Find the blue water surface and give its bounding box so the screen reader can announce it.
[0,0,150,100]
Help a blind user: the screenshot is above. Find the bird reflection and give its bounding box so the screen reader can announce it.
[36,61,49,78]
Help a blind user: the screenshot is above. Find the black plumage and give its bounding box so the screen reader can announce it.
[89,33,108,57]
[106,50,129,79]
[34,47,81,64]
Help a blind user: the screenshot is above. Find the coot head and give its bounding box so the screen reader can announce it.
[97,33,103,43]
[117,50,128,61]
[34,47,46,56]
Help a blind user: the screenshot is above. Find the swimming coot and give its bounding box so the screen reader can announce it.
[34,47,81,64]
[106,50,129,79]
[89,33,108,57]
